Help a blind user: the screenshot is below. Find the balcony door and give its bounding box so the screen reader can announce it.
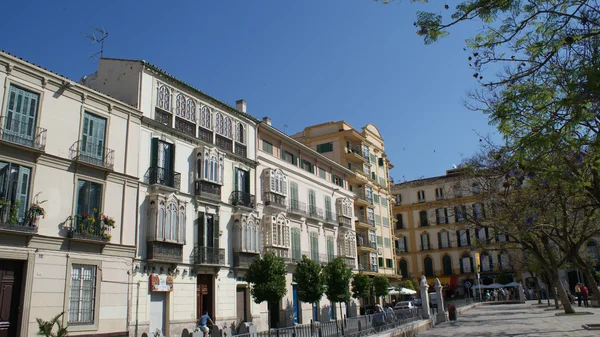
[0,162,31,224]
[4,85,39,145]
[234,168,250,193]
[150,138,174,186]
[81,112,106,163]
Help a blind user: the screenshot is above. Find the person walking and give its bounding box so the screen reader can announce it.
[575,283,582,307]
[581,284,589,307]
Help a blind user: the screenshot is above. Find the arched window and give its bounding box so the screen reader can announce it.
[442,255,453,275]
[499,251,510,270]
[157,84,171,110]
[460,253,472,273]
[424,257,434,277]
[587,241,600,262]
[269,169,288,195]
[166,202,177,241]
[215,113,224,135]
[210,156,217,182]
[224,117,232,138]
[480,252,492,272]
[200,105,212,130]
[241,219,247,251]
[399,259,408,278]
[175,94,186,117]
[157,201,165,240]
[234,220,241,251]
[179,206,185,242]
[219,157,224,184]
[421,233,430,250]
[165,204,172,240]
[186,99,196,121]
[236,122,246,144]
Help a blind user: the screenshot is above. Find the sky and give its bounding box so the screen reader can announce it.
[0,0,500,182]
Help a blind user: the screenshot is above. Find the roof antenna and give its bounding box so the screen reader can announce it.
[80,26,109,61]
[284,124,288,134]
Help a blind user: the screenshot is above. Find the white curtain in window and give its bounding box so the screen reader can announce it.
[462,257,471,273]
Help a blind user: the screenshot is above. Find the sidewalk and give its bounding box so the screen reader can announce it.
[418,301,600,336]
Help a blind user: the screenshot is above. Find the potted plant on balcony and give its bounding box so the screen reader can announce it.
[74,211,97,238]
[100,215,115,241]
[27,203,46,227]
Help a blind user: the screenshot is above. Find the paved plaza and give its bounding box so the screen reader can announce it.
[417,302,600,337]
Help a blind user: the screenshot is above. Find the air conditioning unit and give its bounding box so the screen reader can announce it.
[377,247,383,255]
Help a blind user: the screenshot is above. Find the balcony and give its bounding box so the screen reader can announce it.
[307,206,324,221]
[344,144,367,163]
[0,203,39,235]
[0,117,47,152]
[343,257,356,269]
[233,251,260,269]
[354,192,373,207]
[145,166,181,190]
[288,199,307,216]
[338,215,352,227]
[229,191,255,209]
[215,134,233,152]
[234,143,247,158]
[68,215,112,243]
[69,140,114,170]
[264,192,286,209]
[146,241,183,263]
[195,180,222,201]
[154,108,172,127]
[193,246,226,266]
[359,262,378,273]
[198,127,213,144]
[355,213,375,228]
[324,210,337,225]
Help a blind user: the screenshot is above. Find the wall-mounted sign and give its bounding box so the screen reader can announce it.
[150,274,173,292]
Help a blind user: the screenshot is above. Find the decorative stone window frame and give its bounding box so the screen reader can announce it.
[156,82,172,111]
[215,111,233,138]
[337,231,357,258]
[336,197,353,218]
[64,258,103,332]
[235,121,246,144]
[233,213,261,253]
[263,213,290,248]
[199,104,212,130]
[196,146,225,185]
[264,168,288,196]
[147,193,186,244]
[173,92,197,123]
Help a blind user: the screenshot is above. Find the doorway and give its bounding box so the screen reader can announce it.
[197,275,214,320]
[292,286,299,324]
[236,287,248,323]
[149,292,166,337]
[0,259,24,337]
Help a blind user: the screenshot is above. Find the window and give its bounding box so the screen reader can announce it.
[325,196,333,221]
[308,189,317,216]
[371,172,377,181]
[472,183,480,194]
[363,163,371,176]
[337,198,353,218]
[362,145,369,160]
[375,215,381,226]
[376,236,383,246]
[319,167,327,179]
[454,206,466,222]
[4,85,40,145]
[381,197,387,208]
[68,264,97,324]
[386,258,393,268]
[198,147,225,185]
[419,210,428,226]
[235,122,246,144]
[310,232,319,261]
[152,199,184,242]
[438,231,450,249]
[587,241,600,262]
[341,232,357,258]
[80,112,107,164]
[383,217,389,227]
[477,227,488,242]
[424,257,434,277]
[268,169,288,195]
[480,252,492,272]
[499,252,510,270]
[373,194,379,203]
[291,228,301,261]
[399,260,408,278]
[395,214,404,229]
[262,140,273,154]
[327,236,335,262]
[76,180,102,221]
[157,84,171,111]
[384,237,390,248]
[367,208,375,225]
[435,188,444,200]
[395,194,402,205]
[421,233,430,250]
[151,138,176,186]
[461,255,472,273]
[396,236,407,252]
[369,153,376,163]
[457,230,470,247]
[379,177,386,187]
[378,157,384,167]
[436,208,448,224]
[442,255,453,275]
[215,113,232,138]
[199,105,212,130]
[497,232,509,242]
[198,213,220,248]
[270,214,289,248]
[0,161,32,224]
[454,185,462,197]
[316,142,333,153]
[301,159,314,173]
[234,168,250,193]
[365,186,373,204]
[417,190,425,202]
[233,216,261,253]
[332,174,344,188]
[283,150,297,165]
[378,257,384,267]
[175,95,196,122]
[473,203,485,220]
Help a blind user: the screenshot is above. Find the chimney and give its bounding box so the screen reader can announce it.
[236,99,247,113]
[263,117,272,125]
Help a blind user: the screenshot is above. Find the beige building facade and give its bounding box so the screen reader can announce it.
[0,51,142,337]
[292,122,398,291]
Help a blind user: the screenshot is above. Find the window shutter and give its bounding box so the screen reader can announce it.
[470,257,474,273]
[403,236,408,252]
[460,258,464,274]
[169,143,175,171]
[438,232,442,249]
[213,214,220,248]
[467,230,471,245]
[444,208,449,223]
[485,227,489,242]
[234,167,239,191]
[420,235,424,250]
[198,212,205,247]
[489,255,494,270]
[244,170,250,193]
[150,138,158,167]
[482,204,486,218]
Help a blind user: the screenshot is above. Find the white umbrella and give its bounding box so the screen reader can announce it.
[398,287,417,295]
[388,289,400,295]
[504,282,521,287]
[488,283,504,289]
[471,284,489,290]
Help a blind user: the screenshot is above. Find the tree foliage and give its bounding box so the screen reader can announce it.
[36,312,68,337]
[246,252,287,305]
[323,257,353,304]
[293,255,325,304]
[401,279,418,290]
[372,275,390,299]
[351,273,372,299]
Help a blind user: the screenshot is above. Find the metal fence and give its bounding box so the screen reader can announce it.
[233,308,423,337]
[443,297,476,310]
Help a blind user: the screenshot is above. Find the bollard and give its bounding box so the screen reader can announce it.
[448,305,457,321]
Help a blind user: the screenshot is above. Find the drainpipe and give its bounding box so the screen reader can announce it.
[120,112,131,245]
[126,269,131,335]
[135,280,141,337]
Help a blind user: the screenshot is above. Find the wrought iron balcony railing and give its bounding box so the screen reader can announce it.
[0,203,39,234]
[288,199,307,215]
[70,140,114,170]
[0,117,47,151]
[146,241,183,263]
[308,206,324,220]
[145,166,181,190]
[324,210,337,224]
[234,143,247,158]
[229,191,255,208]
[195,180,222,201]
[193,245,225,266]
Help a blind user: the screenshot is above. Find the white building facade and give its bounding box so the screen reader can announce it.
[256,119,358,327]
[0,51,142,337]
[83,58,260,336]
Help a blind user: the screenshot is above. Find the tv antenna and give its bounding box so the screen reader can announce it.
[80,26,108,61]
[284,124,288,134]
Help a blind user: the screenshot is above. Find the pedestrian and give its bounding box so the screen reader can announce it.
[575,283,582,307]
[372,304,386,331]
[581,284,589,307]
[197,311,214,337]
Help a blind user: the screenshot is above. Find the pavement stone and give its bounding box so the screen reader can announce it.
[417,301,600,336]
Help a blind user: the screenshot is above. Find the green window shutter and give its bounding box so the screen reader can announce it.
[213,214,220,248]
[150,138,158,167]
[234,167,239,191]
[198,212,205,247]
[325,196,332,213]
[327,236,334,261]
[244,170,250,193]
[373,194,379,203]
[291,182,299,201]
[382,197,387,208]
[444,208,449,223]
[378,257,384,267]
[377,236,383,245]
[384,238,390,248]
[403,237,408,252]
[378,158,384,166]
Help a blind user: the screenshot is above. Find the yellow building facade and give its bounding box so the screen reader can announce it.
[293,122,398,282]
[391,168,519,294]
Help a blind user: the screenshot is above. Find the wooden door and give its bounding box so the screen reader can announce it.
[0,260,23,337]
[236,287,246,323]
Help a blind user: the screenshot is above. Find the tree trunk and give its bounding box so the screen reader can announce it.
[553,276,575,313]
[573,256,600,307]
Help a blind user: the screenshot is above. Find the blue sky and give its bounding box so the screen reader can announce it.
[0,0,498,181]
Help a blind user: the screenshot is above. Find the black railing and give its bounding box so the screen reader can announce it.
[325,210,337,224]
[145,166,181,190]
[229,191,255,208]
[308,206,324,220]
[356,214,375,227]
[235,143,247,157]
[338,215,352,227]
[154,108,172,126]
[146,241,183,263]
[198,127,213,144]
[288,199,307,215]
[0,203,39,234]
[70,140,115,170]
[216,134,233,152]
[68,216,112,242]
[175,117,195,136]
[195,180,222,201]
[193,246,225,265]
[360,262,378,272]
[264,192,286,209]
[0,117,47,151]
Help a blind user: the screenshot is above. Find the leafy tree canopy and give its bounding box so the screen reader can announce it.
[293,255,325,304]
[324,257,353,303]
[246,252,287,304]
[373,275,390,298]
[351,273,372,299]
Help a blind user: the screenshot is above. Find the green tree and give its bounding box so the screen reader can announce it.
[36,312,68,337]
[351,273,372,300]
[372,275,390,302]
[246,252,287,328]
[293,255,325,306]
[324,257,353,317]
